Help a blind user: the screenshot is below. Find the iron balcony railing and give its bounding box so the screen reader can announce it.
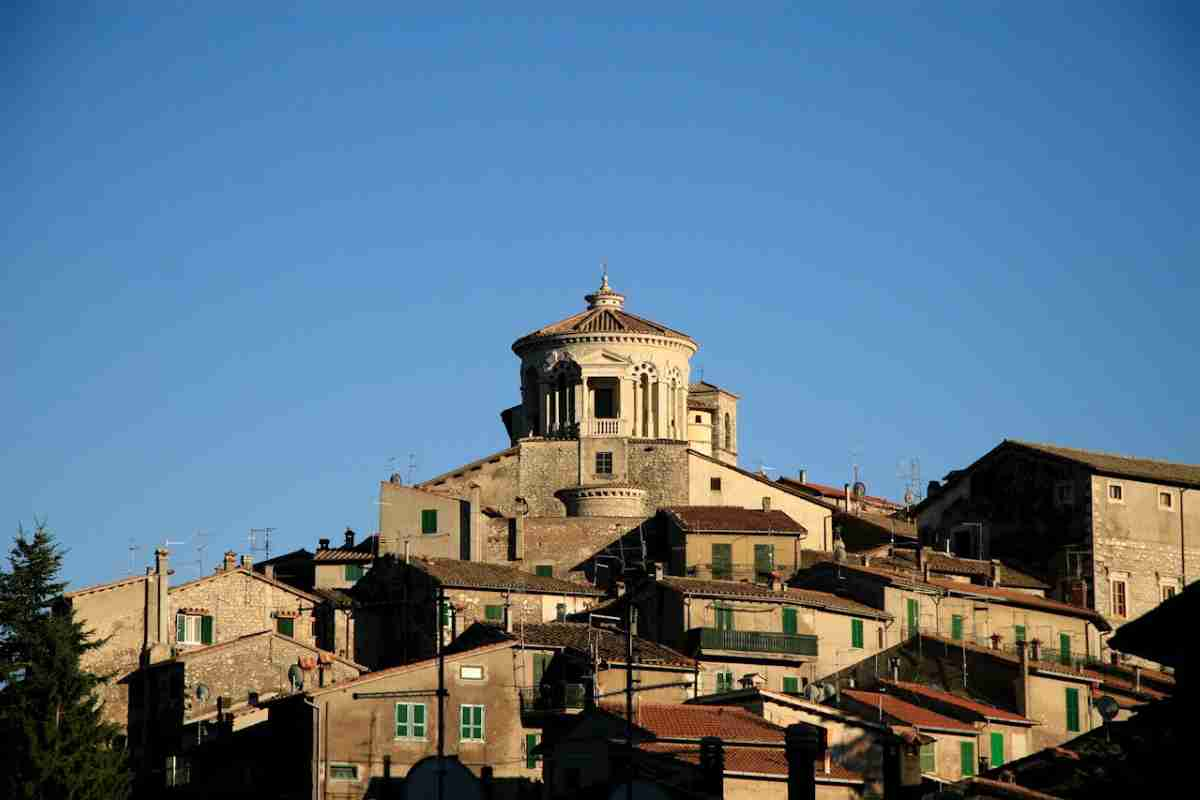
[693,627,818,657]
[518,682,587,712]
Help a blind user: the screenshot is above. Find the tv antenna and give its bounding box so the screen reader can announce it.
[192,531,211,577]
[755,459,776,477]
[248,528,275,561]
[407,453,417,485]
[897,457,923,510]
[127,538,144,575]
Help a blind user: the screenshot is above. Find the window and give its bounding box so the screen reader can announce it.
[906,599,919,636]
[595,452,613,475]
[695,415,702,423]
[960,741,975,777]
[533,652,552,686]
[1065,688,1080,732]
[276,616,294,637]
[709,477,722,491]
[1108,483,1123,502]
[1059,633,1072,666]
[1162,584,1177,601]
[782,676,800,695]
[344,563,365,581]
[990,732,1005,767]
[526,733,541,769]
[1111,578,1128,618]
[440,601,450,629]
[176,614,213,645]
[716,670,733,693]
[395,703,427,739]
[594,388,615,418]
[485,605,504,622]
[781,607,797,635]
[1159,491,1174,510]
[711,543,732,580]
[421,509,438,534]
[754,544,774,584]
[459,665,484,681]
[329,764,358,781]
[460,704,485,742]
[920,743,936,773]
[714,605,734,631]
[1055,482,1074,506]
[534,564,554,578]
[851,619,864,649]
[951,614,964,641]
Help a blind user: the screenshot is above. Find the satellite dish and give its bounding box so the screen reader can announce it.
[1095,695,1120,722]
[804,683,822,702]
[196,683,210,702]
[288,664,304,692]
[852,481,867,499]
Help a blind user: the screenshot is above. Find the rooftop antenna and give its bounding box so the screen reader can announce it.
[897,457,923,511]
[127,538,144,575]
[755,459,776,477]
[407,453,418,486]
[248,528,275,561]
[192,531,210,577]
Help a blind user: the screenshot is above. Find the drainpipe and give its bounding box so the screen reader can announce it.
[302,697,322,800]
[1181,489,1189,590]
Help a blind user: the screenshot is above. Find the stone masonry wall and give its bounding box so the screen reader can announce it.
[518,439,580,516]
[418,448,521,515]
[67,578,149,728]
[490,516,655,583]
[170,569,319,651]
[627,441,690,510]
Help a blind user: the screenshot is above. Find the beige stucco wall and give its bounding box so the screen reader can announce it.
[688,408,713,457]
[379,482,471,560]
[68,579,149,728]
[725,775,788,800]
[315,561,371,590]
[674,532,808,582]
[1026,672,1097,750]
[687,452,831,543]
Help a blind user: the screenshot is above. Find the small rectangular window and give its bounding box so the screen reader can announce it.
[535,564,553,578]
[176,614,212,645]
[1108,483,1123,502]
[1162,584,1177,601]
[711,543,732,580]
[920,743,936,773]
[960,741,975,777]
[695,415,702,423]
[1065,687,1080,732]
[526,732,541,769]
[782,676,799,695]
[460,704,485,741]
[951,614,964,641]
[329,764,358,781]
[1111,579,1128,618]
[595,452,613,475]
[276,617,294,637]
[781,607,797,635]
[459,665,484,681]
[485,605,504,622]
[1014,624,1026,643]
[715,605,734,631]
[1055,482,1074,506]
[1159,491,1173,509]
[716,670,733,693]
[990,732,1005,767]
[395,703,427,739]
[421,509,438,534]
[709,477,722,491]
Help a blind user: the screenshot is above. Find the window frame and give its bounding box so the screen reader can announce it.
[175,613,213,646]
[1158,489,1174,510]
[329,763,359,781]
[460,704,485,742]
[951,614,964,641]
[850,618,865,649]
[1111,577,1128,618]
[782,676,800,695]
[421,509,438,534]
[459,665,484,681]
[960,741,976,777]
[394,702,427,740]
[716,670,734,693]
[1162,583,1177,602]
[781,607,797,635]
[711,543,732,580]
[484,604,504,622]
[920,742,936,774]
[276,616,295,637]
[1107,482,1124,503]
[526,732,541,769]
[1065,687,1081,732]
[709,477,722,492]
[990,731,1005,767]
[534,564,554,578]
[595,451,613,475]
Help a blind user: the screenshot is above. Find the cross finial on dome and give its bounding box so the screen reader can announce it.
[584,263,624,309]
[600,261,609,290]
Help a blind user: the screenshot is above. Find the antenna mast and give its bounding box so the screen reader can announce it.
[248,528,275,561]
[127,538,144,575]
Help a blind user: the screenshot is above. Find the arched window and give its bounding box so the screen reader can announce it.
[724,413,732,450]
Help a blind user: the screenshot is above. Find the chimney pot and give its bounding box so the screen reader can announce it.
[799,469,807,484]
[240,554,253,570]
[318,538,330,551]
[762,496,771,511]
[222,551,237,571]
[344,528,355,548]
[264,564,275,580]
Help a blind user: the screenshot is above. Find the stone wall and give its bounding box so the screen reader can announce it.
[628,441,690,510]
[418,448,521,515]
[518,439,581,516]
[489,515,654,583]
[170,569,319,651]
[65,578,149,728]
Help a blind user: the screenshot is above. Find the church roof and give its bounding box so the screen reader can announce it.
[512,275,694,352]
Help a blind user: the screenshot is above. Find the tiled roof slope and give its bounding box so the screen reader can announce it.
[1007,440,1200,488]
[411,557,604,596]
[514,306,694,349]
[602,702,786,742]
[776,477,901,509]
[662,506,806,533]
[840,689,976,732]
[880,680,1033,724]
[874,550,1048,590]
[640,744,862,781]
[659,576,891,620]
[313,534,379,563]
[450,621,695,667]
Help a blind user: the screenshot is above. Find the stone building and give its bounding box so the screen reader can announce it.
[659,505,810,582]
[916,439,1200,653]
[383,275,835,580]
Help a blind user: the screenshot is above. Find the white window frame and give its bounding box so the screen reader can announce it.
[595,451,613,475]
[459,665,485,681]
[1110,573,1129,618]
[176,613,203,645]
[394,702,427,740]
[1158,489,1174,510]
[1107,482,1124,504]
[460,704,486,742]
[329,763,358,781]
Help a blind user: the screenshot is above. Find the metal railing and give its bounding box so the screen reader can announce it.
[519,682,587,712]
[693,627,818,657]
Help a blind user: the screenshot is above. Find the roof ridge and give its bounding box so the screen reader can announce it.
[1008,439,1200,469]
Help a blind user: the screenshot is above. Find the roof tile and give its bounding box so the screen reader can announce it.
[841,689,976,732]
[660,576,891,620]
[662,506,806,534]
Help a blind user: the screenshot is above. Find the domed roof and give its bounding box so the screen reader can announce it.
[512,273,695,353]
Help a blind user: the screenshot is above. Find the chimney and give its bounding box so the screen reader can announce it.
[916,542,925,570]
[699,736,724,794]
[1015,640,1031,717]
[990,633,1002,651]
[344,528,355,548]
[240,554,253,570]
[762,496,772,512]
[785,723,824,800]
[222,551,236,571]
[844,483,851,512]
[890,657,900,683]
[150,549,170,657]
[991,560,1002,588]
[403,539,411,565]
[264,564,275,580]
[823,748,831,776]
[318,538,330,551]
[798,469,808,484]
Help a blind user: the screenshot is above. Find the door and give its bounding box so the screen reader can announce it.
[754,544,774,583]
[907,599,919,636]
[990,732,1004,767]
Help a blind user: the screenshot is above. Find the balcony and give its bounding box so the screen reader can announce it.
[690,627,818,658]
[518,683,587,715]
[589,418,623,437]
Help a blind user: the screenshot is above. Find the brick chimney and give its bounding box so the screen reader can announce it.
[785,723,825,800]
[344,527,355,548]
[762,496,772,512]
[144,548,171,663]
[991,560,1002,588]
[222,551,237,571]
[318,538,330,551]
[240,554,253,570]
[699,737,724,795]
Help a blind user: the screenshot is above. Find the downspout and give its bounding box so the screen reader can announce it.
[303,697,322,800]
[1181,489,1189,590]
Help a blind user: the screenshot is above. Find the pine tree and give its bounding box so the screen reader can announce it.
[0,523,131,800]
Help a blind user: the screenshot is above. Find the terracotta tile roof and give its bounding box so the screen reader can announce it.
[880,680,1034,724]
[63,574,147,599]
[659,576,891,620]
[514,306,695,350]
[306,640,517,697]
[868,550,1048,590]
[602,702,786,742]
[1007,440,1200,488]
[171,567,324,604]
[310,587,355,607]
[662,506,807,534]
[450,621,695,667]
[639,743,863,782]
[170,630,367,671]
[410,557,604,596]
[313,535,379,563]
[776,477,901,509]
[840,689,977,732]
[962,777,1065,800]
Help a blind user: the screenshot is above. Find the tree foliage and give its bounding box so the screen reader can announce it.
[0,522,131,799]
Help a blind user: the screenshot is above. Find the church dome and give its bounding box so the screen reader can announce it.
[511,273,695,356]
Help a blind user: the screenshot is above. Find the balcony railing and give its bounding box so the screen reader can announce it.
[518,682,587,713]
[590,418,622,437]
[692,627,818,657]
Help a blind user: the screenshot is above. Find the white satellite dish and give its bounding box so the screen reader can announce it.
[196,683,210,702]
[288,664,304,692]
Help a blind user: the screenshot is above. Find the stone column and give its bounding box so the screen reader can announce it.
[621,377,635,438]
[539,382,552,436]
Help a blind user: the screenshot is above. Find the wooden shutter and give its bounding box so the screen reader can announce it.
[535,565,553,577]
[422,509,437,534]
[960,741,975,776]
[782,608,797,634]
[485,605,503,621]
[396,703,408,737]
[526,733,540,769]
[474,705,484,738]
[951,615,963,641]
[783,677,799,694]
[990,732,1004,767]
[412,703,425,737]
[920,743,935,773]
[1014,625,1025,642]
[852,619,864,648]
[176,614,186,642]
[907,599,919,634]
[1065,688,1080,732]
[276,617,293,637]
[1059,633,1072,665]
[533,653,551,686]
[711,544,732,579]
[754,544,773,582]
[201,615,214,645]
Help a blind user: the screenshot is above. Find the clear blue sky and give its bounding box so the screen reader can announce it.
[4,3,1197,590]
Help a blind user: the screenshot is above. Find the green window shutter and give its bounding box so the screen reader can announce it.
[526,733,540,769]
[951,615,964,641]
[1059,633,1072,665]
[421,509,438,534]
[276,617,293,637]
[535,565,553,578]
[413,704,425,738]
[460,706,469,740]
[711,544,732,580]
[485,605,503,621]
[907,599,919,634]
[960,741,975,777]
[715,606,734,631]
[1014,625,1026,642]
[851,619,864,649]
[201,615,214,644]
[440,601,449,628]
[754,544,774,582]
[396,703,407,737]
[920,743,935,773]
[475,705,485,739]
[344,563,364,581]
[990,732,1004,767]
[783,677,799,695]
[782,608,797,634]
[533,653,551,686]
[717,671,732,692]
[176,614,186,642]
[1065,688,1080,732]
